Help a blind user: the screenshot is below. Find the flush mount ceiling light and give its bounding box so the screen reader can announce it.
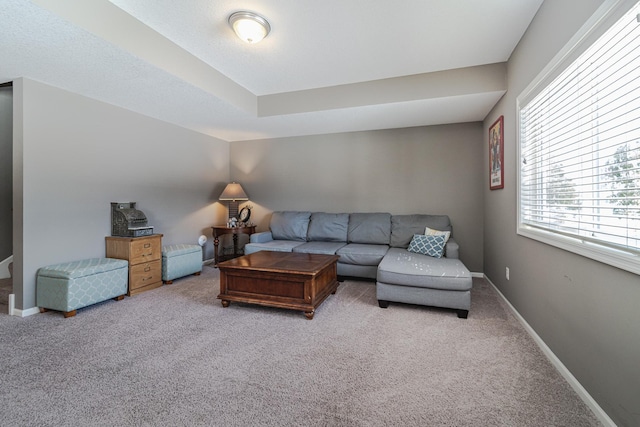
[228,11,271,44]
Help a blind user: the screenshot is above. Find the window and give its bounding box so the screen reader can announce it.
[517,0,640,274]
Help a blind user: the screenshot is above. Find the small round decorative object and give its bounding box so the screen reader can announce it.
[238,206,251,223]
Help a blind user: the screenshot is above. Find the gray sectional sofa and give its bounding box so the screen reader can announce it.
[244,211,472,318]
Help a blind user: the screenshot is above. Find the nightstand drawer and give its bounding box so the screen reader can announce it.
[129,260,161,291]
[130,236,161,264]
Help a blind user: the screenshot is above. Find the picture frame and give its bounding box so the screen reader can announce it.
[489,115,504,190]
[238,206,251,223]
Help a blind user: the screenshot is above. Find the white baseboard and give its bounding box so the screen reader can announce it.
[12,306,39,317]
[8,294,14,315]
[484,274,616,427]
[471,272,484,278]
[0,255,12,279]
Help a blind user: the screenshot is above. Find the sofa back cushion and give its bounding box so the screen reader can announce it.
[270,211,311,241]
[347,213,391,245]
[390,214,452,248]
[307,213,349,242]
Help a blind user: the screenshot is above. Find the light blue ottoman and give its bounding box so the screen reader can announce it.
[162,244,202,284]
[37,258,129,318]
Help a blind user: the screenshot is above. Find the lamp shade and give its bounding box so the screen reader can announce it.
[219,182,248,201]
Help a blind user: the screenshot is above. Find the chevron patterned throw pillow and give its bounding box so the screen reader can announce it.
[407,234,446,258]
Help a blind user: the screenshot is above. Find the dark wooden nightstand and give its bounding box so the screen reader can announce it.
[211,225,256,266]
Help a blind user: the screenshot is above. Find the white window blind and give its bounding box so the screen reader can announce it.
[518,1,640,274]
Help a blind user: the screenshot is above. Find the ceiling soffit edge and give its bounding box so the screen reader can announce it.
[258,63,508,117]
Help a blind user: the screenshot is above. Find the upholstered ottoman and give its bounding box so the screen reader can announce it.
[37,258,128,318]
[162,244,202,284]
[376,248,472,318]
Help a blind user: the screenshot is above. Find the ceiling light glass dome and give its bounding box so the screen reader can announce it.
[228,11,271,44]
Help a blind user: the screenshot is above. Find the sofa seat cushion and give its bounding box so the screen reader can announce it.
[336,243,389,266]
[244,240,305,254]
[377,248,471,291]
[292,241,347,255]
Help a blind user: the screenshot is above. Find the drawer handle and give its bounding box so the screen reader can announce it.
[143,276,153,281]
[144,243,151,248]
[144,266,151,272]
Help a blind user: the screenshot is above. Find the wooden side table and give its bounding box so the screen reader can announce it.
[211,225,256,266]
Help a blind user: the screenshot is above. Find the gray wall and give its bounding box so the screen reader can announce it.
[230,124,484,272]
[484,0,639,425]
[13,78,230,311]
[0,86,12,262]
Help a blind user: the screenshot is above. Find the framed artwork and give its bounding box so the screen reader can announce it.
[489,115,504,190]
[238,206,251,223]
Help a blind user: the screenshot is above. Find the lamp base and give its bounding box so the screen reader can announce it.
[228,201,239,220]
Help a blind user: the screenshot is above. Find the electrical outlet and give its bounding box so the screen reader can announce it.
[506,267,510,280]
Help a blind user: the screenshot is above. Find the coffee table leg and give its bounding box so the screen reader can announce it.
[304,310,314,320]
[221,300,230,308]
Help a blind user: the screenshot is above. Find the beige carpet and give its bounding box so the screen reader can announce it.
[0,265,600,426]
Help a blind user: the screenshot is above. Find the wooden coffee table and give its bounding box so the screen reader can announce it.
[217,251,340,319]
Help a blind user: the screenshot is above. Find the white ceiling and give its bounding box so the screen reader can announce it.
[1,0,544,142]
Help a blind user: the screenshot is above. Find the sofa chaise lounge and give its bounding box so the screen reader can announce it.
[244,211,472,318]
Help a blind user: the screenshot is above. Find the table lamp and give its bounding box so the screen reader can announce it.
[219,182,248,220]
